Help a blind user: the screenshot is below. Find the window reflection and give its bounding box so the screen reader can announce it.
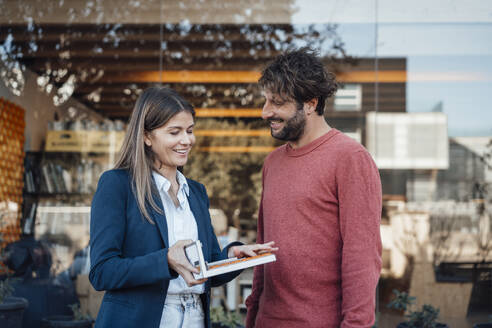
[0,0,491,324]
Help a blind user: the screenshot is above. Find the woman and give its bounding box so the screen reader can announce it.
[89,87,276,328]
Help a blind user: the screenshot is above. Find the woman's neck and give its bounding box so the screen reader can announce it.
[154,165,178,185]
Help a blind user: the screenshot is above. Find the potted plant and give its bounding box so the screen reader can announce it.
[210,306,244,328]
[41,303,93,328]
[0,277,29,328]
[0,232,29,328]
[473,315,492,328]
[387,289,448,328]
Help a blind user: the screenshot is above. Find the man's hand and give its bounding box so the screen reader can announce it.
[228,241,278,258]
[167,240,207,287]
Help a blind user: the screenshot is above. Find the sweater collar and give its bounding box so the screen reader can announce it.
[285,128,339,157]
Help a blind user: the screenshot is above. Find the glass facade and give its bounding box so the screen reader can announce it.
[0,0,491,325]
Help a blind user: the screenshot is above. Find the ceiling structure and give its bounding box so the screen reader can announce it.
[1,22,407,123]
[1,22,354,120]
[0,0,407,127]
[0,0,408,131]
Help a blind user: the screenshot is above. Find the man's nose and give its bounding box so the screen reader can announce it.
[262,102,273,120]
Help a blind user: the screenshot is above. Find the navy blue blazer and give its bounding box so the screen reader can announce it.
[89,169,241,328]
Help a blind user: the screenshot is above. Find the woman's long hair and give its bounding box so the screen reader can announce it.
[114,87,195,223]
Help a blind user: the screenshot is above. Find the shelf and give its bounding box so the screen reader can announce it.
[41,151,109,156]
[24,192,93,197]
[37,206,91,214]
[45,130,124,153]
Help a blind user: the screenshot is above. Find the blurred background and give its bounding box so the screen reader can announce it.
[0,0,491,327]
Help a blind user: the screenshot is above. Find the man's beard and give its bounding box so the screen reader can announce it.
[269,109,306,141]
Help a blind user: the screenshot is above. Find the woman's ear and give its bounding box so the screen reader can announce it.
[144,133,152,147]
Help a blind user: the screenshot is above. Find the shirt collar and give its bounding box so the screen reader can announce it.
[152,170,189,196]
[176,170,189,196]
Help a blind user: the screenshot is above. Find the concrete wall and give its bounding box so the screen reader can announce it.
[382,204,491,319]
[408,262,473,319]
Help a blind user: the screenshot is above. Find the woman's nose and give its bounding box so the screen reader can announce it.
[180,132,191,144]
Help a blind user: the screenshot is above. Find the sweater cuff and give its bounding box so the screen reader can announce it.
[223,241,244,258]
[245,297,259,328]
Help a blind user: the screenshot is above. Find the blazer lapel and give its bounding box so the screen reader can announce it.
[187,184,209,260]
[150,189,170,248]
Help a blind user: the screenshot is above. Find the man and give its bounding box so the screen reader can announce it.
[245,48,382,328]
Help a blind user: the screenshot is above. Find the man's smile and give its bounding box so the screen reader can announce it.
[268,118,284,130]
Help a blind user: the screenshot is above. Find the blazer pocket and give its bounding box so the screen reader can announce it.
[98,298,138,325]
[104,295,135,308]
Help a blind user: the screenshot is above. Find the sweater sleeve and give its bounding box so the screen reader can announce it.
[337,150,382,328]
[89,170,176,291]
[245,167,267,328]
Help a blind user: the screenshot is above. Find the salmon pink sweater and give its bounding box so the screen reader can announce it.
[246,129,382,328]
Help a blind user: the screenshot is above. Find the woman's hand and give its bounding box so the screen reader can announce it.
[228,241,278,258]
[167,240,207,287]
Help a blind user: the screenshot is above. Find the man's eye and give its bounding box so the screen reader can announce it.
[170,131,179,135]
[187,130,193,134]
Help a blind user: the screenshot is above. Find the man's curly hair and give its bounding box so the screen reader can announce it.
[259,47,338,115]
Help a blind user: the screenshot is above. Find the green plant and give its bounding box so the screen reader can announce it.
[387,289,416,312]
[0,232,19,304]
[387,290,443,328]
[210,306,242,328]
[405,304,440,328]
[0,278,16,303]
[68,303,92,321]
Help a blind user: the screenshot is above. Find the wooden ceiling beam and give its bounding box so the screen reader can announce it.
[0,23,293,42]
[25,57,404,74]
[194,129,269,136]
[20,48,277,59]
[195,108,262,117]
[0,23,292,32]
[89,106,263,117]
[76,94,261,104]
[104,70,262,83]
[102,70,406,83]
[74,83,260,94]
[26,58,265,71]
[196,146,275,153]
[1,31,284,43]
[11,39,278,49]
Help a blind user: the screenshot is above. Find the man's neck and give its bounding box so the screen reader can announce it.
[289,117,331,149]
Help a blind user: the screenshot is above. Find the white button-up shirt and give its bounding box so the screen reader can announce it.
[152,170,205,295]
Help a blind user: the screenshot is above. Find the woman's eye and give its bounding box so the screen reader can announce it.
[187,130,193,134]
[170,131,179,135]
